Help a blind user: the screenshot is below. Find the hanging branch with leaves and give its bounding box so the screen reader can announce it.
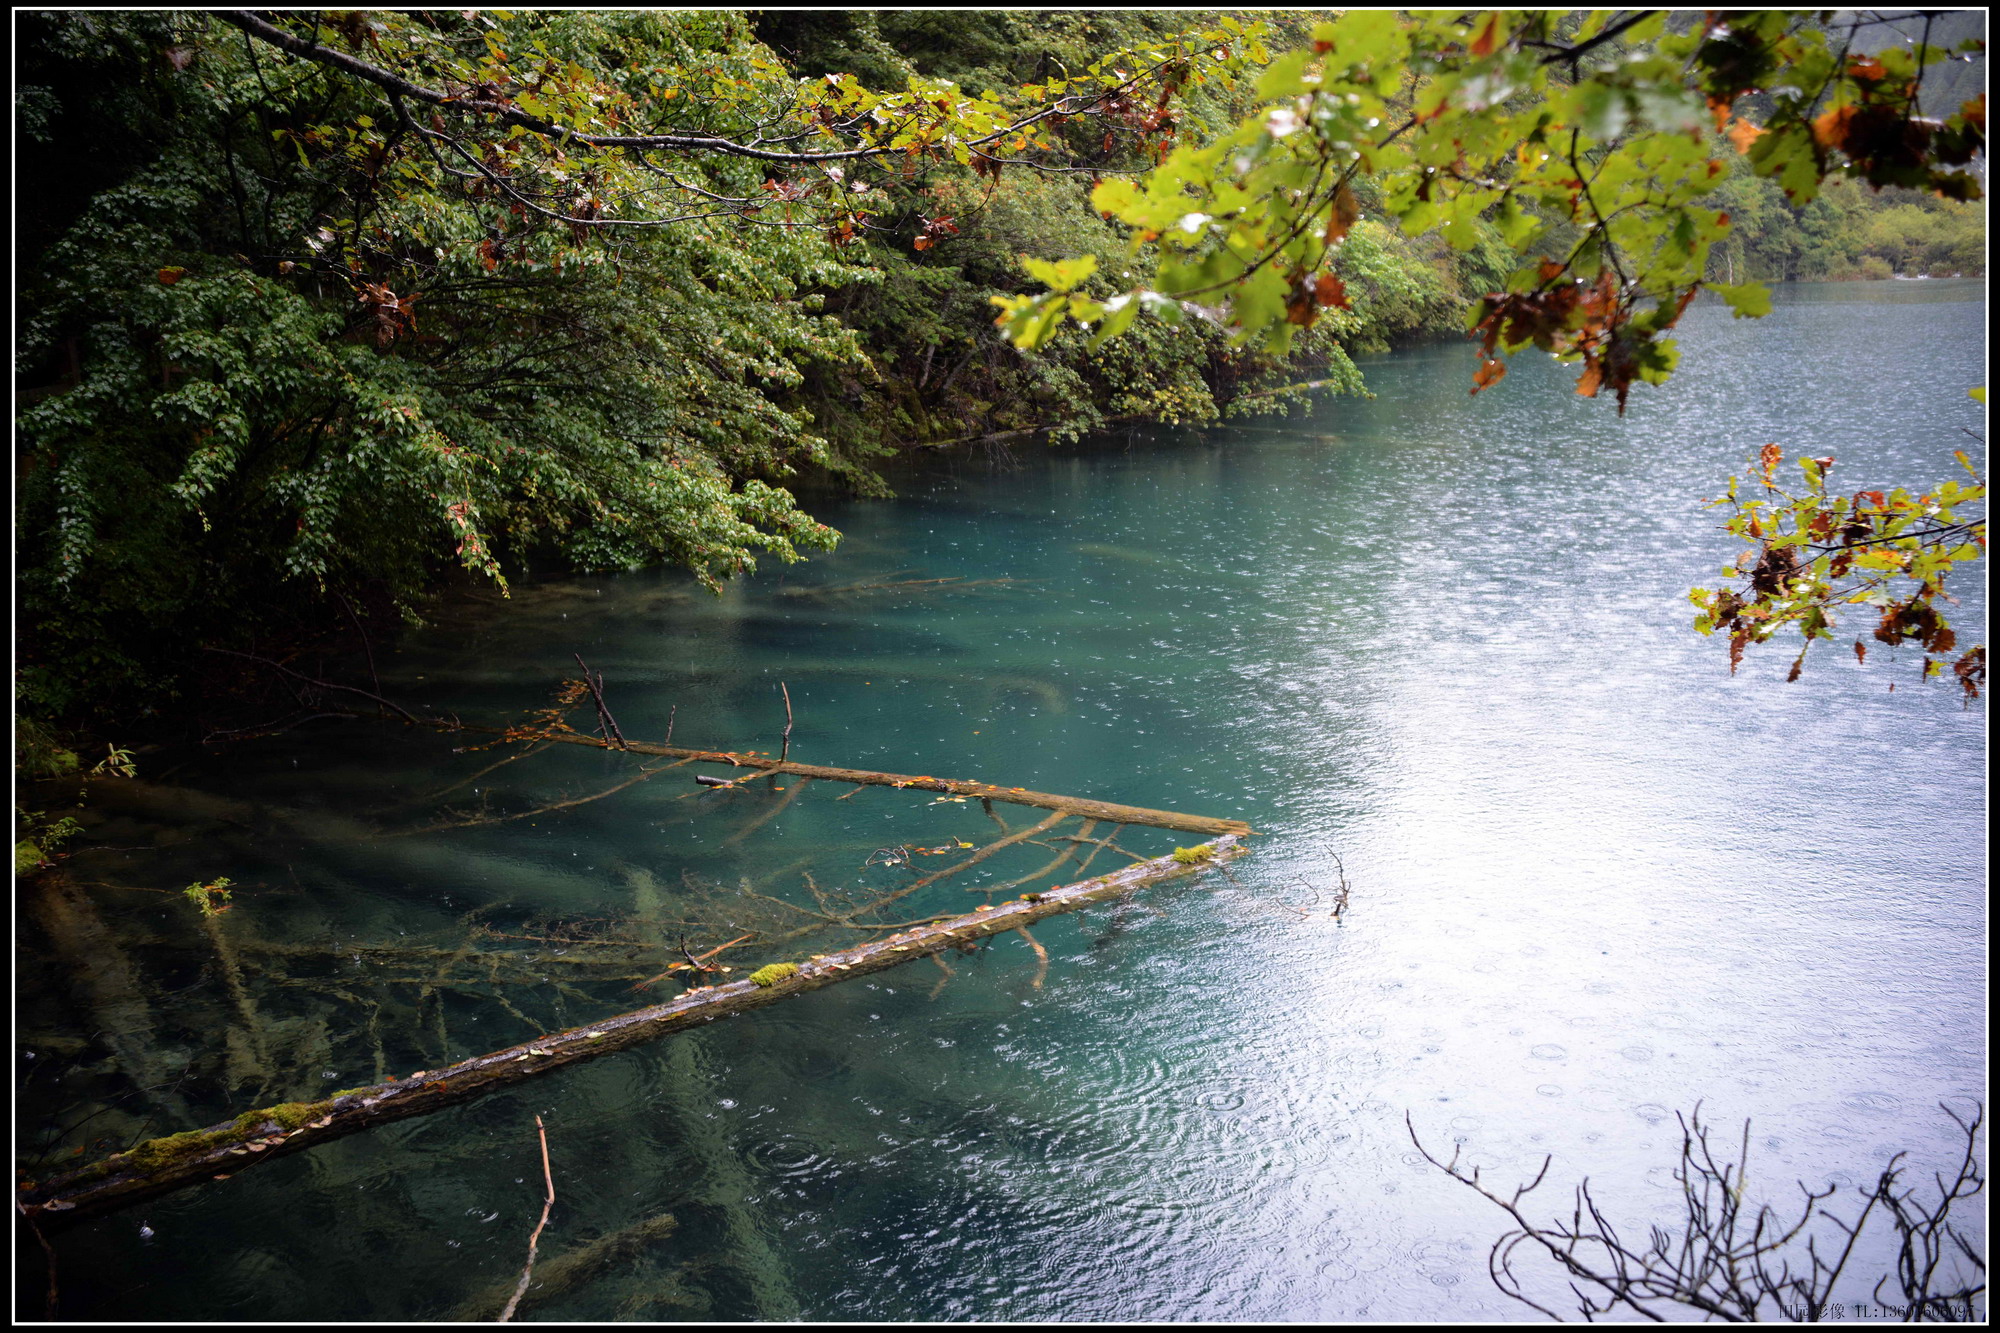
[1691,416,1986,695]
[213,9,1270,253]
[994,10,1985,685]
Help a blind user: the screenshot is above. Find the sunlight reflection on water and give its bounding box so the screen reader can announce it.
[37,282,1984,1321]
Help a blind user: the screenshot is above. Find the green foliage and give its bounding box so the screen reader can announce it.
[13,717,136,876]
[1171,844,1215,865]
[89,745,138,780]
[1710,168,1986,281]
[1690,441,1986,696]
[15,718,81,780]
[749,962,801,988]
[994,9,1985,684]
[15,812,84,877]
[20,10,1427,724]
[23,9,1978,722]
[998,10,1983,413]
[183,877,236,918]
[17,11,876,720]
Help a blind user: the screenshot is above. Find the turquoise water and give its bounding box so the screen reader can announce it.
[23,281,1986,1320]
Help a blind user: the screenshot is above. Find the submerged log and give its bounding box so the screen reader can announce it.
[451,1212,680,1321]
[433,720,1252,836]
[20,835,1247,1230]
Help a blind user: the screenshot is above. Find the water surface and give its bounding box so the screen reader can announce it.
[25,280,1986,1321]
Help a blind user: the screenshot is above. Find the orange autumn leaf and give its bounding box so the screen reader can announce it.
[1469,12,1506,58]
[1726,118,1765,154]
[1812,104,1854,152]
[1846,54,1887,82]
[1470,357,1507,395]
[1323,183,1361,245]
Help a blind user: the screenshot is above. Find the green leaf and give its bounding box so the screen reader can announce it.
[1019,254,1097,294]
[1713,282,1772,319]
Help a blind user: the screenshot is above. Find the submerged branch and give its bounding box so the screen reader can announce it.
[20,835,1248,1230]
[425,719,1251,836]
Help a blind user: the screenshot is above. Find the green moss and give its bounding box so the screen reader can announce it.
[1171,844,1214,865]
[116,1099,336,1176]
[247,1100,330,1131]
[16,841,45,876]
[126,1125,235,1174]
[749,962,800,988]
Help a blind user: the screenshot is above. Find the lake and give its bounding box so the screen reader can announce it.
[23,280,1986,1321]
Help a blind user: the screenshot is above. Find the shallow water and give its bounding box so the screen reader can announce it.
[24,280,1986,1321]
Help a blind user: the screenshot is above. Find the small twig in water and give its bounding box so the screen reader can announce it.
[627,934,756,993]
[571,653,627,749]
[18,1200,58,1319]
[498,1114,555,1323]
[778,681,794,766]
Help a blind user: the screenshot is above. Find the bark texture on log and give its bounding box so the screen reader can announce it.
[20,836,1247,1230]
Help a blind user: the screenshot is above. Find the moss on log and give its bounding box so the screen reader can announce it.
[19,835,1248,1230]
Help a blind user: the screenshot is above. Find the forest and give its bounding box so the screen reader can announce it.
[16,8,1985,746]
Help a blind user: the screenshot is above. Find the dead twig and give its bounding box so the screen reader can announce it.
[1411,1102,1988,1322]
[627,934,757,994]
[846,811,1069,922]
[572,654,627,750]
[1053,832,1151,864]
[18,1200,58,1319]
[498,1114,556,1323]
[335,590,381,696]
[415,717,1253,835]
[424,740,554,806]
[778,682,794,767]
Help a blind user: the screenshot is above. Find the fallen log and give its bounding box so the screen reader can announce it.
[19,835,1247,1230]
[432,720,1252,836]
[219,653,1222,829]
